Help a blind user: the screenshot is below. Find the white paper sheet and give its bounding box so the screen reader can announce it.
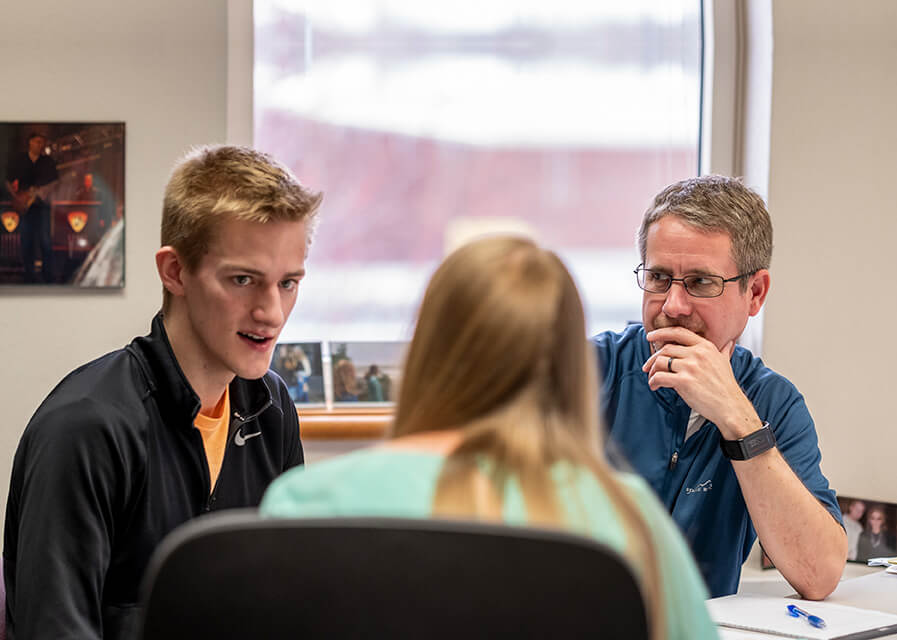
[708,595,897,639]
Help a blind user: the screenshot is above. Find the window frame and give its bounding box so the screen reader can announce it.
[231,0,746,437]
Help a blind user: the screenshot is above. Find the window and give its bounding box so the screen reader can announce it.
[254,0,701,344]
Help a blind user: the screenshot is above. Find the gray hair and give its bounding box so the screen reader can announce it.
[637,175,773,289]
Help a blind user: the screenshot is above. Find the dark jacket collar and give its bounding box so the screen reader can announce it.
[127,312,274,429]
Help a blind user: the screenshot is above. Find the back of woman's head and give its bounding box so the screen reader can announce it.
[393,235,596,449]
[392,235,665,639]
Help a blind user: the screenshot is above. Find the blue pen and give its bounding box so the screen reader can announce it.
[787,604,827,629]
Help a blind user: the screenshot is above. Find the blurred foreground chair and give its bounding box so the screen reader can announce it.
[139,511,648,640]
[0,555,6,640]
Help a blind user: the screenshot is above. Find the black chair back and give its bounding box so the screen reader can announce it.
[139,511,649,639]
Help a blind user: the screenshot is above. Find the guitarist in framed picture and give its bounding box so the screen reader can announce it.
[5,132,58,283]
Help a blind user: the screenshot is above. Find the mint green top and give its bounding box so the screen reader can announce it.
[261,448,719,640]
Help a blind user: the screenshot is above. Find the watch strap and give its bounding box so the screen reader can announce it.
[720,422,776,460]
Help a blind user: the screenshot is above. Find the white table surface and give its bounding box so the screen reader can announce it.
[822,570,897,614]
[716,567,897,639]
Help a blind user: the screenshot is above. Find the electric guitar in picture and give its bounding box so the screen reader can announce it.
[6,179,52,215]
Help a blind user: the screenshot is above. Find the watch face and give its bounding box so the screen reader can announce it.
[743,428,776,457]
[721,424,776,460]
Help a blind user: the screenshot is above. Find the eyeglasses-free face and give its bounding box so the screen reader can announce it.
[634,265,753,298]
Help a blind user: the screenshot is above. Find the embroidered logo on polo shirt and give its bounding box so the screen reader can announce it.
[685,480,713,494]
[234,428,261,447]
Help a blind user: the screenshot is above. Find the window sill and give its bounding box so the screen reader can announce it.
[297,406,392,440]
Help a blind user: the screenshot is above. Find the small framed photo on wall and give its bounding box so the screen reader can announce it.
[761,495,897,568]
[271,342,325,406]
[329,341,407,405]
[0,122,125,287]
[839,496,897,563]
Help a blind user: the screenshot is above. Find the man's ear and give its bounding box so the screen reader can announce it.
[747,269,771,316]
[156,246,187,298]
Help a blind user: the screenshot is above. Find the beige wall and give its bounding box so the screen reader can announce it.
[1,0,895,521]
[762,0,897,502]
[0,1,227,514]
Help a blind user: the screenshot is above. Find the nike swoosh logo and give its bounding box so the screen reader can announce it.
[234,428,262,447]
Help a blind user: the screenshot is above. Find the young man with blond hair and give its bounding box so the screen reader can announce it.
[4,145,321,639]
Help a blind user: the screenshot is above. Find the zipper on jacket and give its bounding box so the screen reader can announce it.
[203,444,217,513]
[190,425,214,513]
[205,410,249,511]
[668,450,679,470]
[204,411,243,513]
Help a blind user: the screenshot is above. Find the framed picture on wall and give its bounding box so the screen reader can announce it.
[839,496,897,563]
[0,122,125,287]
[329,341,407,405]
[761,495,897,568]
[270,342,325,406]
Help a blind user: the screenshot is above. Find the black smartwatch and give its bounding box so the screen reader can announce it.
[720,422,776,460]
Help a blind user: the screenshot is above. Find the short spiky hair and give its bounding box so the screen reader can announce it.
[637,175,773,287]
[161,145,322,271]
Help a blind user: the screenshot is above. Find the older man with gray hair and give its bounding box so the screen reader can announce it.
[593,175,846,599]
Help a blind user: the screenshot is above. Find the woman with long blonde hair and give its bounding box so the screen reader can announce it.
[262,236,718,639]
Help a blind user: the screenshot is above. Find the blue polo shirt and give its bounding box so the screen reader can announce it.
[593,323,842,597]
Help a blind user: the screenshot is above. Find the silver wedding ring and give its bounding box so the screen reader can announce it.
[667,356,674,373]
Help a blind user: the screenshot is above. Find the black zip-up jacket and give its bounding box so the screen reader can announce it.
[3,313,303,639]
